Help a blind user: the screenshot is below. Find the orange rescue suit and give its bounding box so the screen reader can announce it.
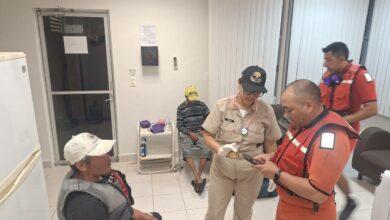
[271,110,358,220]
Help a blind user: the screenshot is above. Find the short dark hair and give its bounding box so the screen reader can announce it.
[286,79,321,104]
[70,156,91,175]
[322,42,349,60]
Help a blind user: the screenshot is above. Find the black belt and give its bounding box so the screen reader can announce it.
[274,179,322,213]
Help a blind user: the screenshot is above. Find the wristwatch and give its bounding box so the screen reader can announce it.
[273,169,282,182]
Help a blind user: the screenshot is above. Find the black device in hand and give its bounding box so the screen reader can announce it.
[243,153,264,165]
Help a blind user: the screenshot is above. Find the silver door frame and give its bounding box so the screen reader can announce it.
[36,9,118,164]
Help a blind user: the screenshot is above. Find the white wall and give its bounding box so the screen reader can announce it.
[208,0,283,105]
[287,0,369,84]
[0,0,209,165]
[364,0,390,117]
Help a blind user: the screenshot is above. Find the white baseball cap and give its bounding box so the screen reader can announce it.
[64,133,115,165]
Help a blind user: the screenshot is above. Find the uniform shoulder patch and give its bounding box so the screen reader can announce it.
[364,73,373,82]
[320,132,335,150]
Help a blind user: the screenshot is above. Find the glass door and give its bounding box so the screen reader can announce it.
[37,10,117,163]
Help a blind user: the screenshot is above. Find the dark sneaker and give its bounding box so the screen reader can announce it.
[150,212,162,220]
[197,178,206,195]
[339,196,357,220]
[191,180,199,193]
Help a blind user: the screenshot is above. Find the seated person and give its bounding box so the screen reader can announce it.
[177,85,210,194]
[57,132,162,220]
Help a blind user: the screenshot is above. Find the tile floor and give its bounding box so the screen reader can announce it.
[45,161,375,220]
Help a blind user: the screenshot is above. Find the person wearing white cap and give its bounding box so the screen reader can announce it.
[57,132,162,220]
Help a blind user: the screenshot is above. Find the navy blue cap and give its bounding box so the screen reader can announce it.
[241,66,267,93]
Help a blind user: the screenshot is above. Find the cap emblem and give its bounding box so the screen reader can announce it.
[250,71,262,83]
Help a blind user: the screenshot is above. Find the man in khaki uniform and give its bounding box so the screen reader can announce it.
[202,66,282,220]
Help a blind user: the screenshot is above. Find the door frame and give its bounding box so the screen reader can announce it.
[36,9,118,164]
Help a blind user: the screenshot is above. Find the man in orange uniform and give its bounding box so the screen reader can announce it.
[320,42,378,219]
[254,79,359,220]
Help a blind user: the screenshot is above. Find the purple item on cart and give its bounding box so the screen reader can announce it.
[140,120,151,128]
[150,123,165,133]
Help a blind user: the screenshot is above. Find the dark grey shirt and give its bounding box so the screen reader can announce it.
[177,100,209,134]
[63,171,134,220]
[64,192,110,220]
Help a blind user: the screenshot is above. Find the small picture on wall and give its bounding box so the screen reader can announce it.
[141,46,159,66]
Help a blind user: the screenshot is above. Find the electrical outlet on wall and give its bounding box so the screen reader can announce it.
[129,69,136,87]
[129,76,136,87]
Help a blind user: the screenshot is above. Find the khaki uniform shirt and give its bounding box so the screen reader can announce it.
[202,96,282,152]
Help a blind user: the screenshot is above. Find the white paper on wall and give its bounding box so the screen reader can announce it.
[140,25,157,46]
[63,36,89,54]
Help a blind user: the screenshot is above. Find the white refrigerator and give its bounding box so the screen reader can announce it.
[0,52,50,219]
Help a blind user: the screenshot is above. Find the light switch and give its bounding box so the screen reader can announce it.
[129,76,136,87]
[173,57,178,70]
